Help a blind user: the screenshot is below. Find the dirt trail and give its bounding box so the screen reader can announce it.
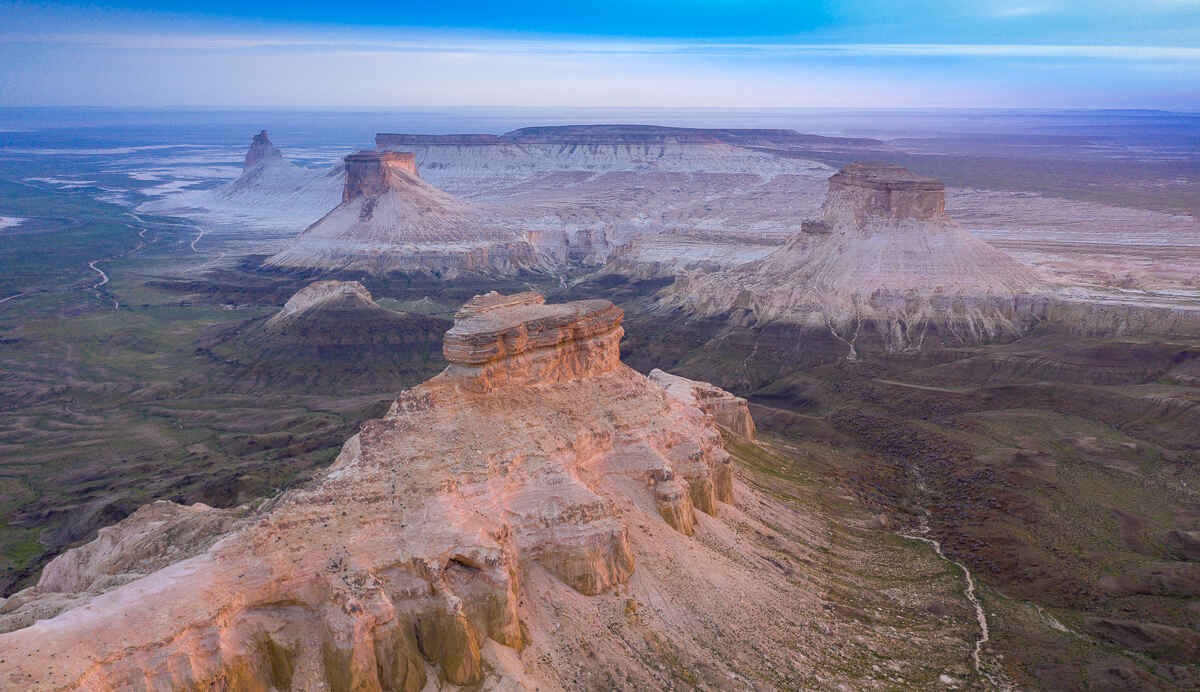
[900,467,1008,689]
[87,260,109,288]
[900,528,1001,688]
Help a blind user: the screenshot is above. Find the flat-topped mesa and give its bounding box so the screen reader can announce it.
[440,291,624,392]
[823,162,946,224]
[341,150,419,201]
[659,162,1045,353]
[375,125,883,149]
[263,150,540,277]
[243,130,283,170]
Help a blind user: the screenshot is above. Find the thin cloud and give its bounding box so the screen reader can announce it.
[3,32,1199,61]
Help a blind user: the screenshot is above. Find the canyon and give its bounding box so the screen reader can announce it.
[2,117,1197,689]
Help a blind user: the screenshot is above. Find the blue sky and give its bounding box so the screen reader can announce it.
[2,1,1198,108]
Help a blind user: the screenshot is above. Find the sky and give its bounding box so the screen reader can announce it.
[1,1,1198,109]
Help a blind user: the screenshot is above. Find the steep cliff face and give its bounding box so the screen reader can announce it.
[340,151,418,201]
[0,293,740,689]
[662,163,1047,354]
[264,151,540,277]
[649,369,757,441]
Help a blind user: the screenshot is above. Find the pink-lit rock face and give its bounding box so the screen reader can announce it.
[649,369,757,441]
[0,293,738,690]
[824,162,946,223]
[341,150,419,202]
[441,292,624,391]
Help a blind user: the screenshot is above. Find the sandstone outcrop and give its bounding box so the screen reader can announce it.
[649,369,757,440]
[340,151,417,202]
[264,150,541,277]
[0,502,246,635]
[661,163,1047,353]
[0,293,739,689]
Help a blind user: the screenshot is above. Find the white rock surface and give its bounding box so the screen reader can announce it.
[663,163,1046,352]
[139,131,344,233]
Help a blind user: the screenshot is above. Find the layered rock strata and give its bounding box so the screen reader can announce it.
[264,150,540,277]
[662,162,1047,353]
[649,369,757,440]
[0,293,738,689]
[341,151,417,201]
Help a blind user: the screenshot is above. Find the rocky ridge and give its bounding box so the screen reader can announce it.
[265,279,377,328]
[648,368,757,440]
[0,293,746,689]
[202,280,448,394]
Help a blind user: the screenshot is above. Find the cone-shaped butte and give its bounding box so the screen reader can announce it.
[662,162,1046,353]
[264,151,539,277]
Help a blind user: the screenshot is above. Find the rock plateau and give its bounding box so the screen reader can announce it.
[1,289,994,689]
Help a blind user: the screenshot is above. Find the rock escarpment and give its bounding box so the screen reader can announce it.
[264,150,540,277]
[662,163,1047,353]
[649,369,757,440]
[0,293,739,689]
[375,125,835,197]
[340,151,418,201]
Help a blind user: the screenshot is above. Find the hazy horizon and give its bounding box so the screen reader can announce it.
[3,1,1199,110]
